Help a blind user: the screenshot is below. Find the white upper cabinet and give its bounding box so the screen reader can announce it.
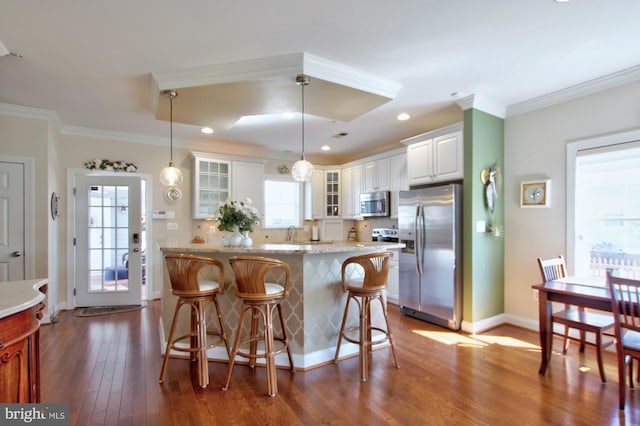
[324,170,341,218]
[305,169,325,220]
[362,157,390,192]
[232,161,265,218]
[191,152,264,220]
[403,124,463,187]
[191,154,231,220]
[388,153,408,192]
[341,164,363,219]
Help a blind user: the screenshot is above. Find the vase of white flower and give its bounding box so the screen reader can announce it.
[217,198,260,247]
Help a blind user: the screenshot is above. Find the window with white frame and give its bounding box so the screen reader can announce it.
[570,137,640,279]
[263,175,302,228]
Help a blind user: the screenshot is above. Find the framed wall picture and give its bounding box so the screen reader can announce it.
[520,179,551,208]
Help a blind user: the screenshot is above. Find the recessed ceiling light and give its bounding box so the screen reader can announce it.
[554,0,571,2]
[397,113,411,121]
[282,111,295,119]
[201,127,214,134]
[321,145,331,151]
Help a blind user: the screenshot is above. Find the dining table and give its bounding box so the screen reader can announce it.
[532,276,613,376]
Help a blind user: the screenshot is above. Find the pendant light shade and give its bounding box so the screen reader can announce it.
[292,75,314,182]
[159,90,183,186]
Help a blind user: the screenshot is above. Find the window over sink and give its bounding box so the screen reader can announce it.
[263,175,303,228]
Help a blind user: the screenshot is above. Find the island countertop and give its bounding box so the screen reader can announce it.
[0,279,48,320]
[157,240,404,254]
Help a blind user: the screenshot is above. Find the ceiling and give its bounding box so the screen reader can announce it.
[1,1,639,164]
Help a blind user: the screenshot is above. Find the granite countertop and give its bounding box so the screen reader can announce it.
[0,278,48,320]
[157,240,404,254]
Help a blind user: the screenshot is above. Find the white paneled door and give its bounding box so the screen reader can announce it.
[75,175,142,307]
[0,162,24,282]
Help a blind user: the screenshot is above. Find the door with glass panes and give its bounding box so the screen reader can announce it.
[75,175,142,306]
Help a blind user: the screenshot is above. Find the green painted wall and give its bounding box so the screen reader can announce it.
[462,108,505,323]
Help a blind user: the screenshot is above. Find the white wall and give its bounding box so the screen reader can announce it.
[504,81,640,329]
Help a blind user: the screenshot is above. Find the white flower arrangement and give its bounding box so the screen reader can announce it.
[217,198,260,232]
[84,159,138,172]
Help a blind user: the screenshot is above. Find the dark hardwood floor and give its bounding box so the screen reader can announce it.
[40,300,640,425]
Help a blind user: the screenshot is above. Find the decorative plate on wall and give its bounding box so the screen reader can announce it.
[164,186,182,202]
[50,192,61,220]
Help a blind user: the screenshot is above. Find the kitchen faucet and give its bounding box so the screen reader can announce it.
[286,226,297,242]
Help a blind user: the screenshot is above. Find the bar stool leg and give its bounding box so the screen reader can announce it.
[265,304,277,397]
[250,308,260,369]
[159,299,184,383]
[334,295,352,362]
[360,295,369,382]
[211,296,231,358]
[378,294,400,369]
[277,303,295,372]
[222,305,249,391]
[195,299,209,388]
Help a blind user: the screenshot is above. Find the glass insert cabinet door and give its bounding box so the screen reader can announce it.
[325,170,340,217]
[75,175,142,307]
[192,154,230,219]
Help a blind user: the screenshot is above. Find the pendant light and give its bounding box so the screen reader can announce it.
[291,74,314,182]
[159,90,183,186]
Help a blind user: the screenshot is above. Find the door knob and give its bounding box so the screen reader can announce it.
[12,251,22,257]
[132,248,140,253]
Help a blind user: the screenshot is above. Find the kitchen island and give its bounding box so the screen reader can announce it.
[157,240,403,369]
[0,279,48,402]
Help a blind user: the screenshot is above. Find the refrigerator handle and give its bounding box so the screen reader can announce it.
[414,205,421,275]
[416,205,424,276]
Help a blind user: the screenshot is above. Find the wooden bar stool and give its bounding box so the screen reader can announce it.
[222,256,295,397]
[334,252,399,381]
[158,254,231,388]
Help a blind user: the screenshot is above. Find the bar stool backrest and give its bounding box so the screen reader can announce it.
[229,256,291,300]
[342,252,393,291]
[164,253,224,297]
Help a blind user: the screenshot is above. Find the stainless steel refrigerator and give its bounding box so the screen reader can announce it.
[398,184,462,330]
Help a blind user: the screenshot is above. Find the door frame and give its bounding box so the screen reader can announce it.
[566,127,640,274]
[66,168,153,309]
[0,155,35,280]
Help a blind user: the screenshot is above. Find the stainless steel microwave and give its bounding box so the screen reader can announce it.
[360,191,390,217]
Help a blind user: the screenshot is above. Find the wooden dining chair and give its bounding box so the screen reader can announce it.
[537,255,614,382]
[607,272,640,410]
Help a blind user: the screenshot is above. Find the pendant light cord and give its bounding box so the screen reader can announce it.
[169,92,174,165]
[301,81,305,160]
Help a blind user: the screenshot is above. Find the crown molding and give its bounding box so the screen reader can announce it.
[507,64,640,117]
[0,103,63,131]
[456,94,506,118]
[302,53,401,99]
[150,52,401,113]
[61,125,168,146]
